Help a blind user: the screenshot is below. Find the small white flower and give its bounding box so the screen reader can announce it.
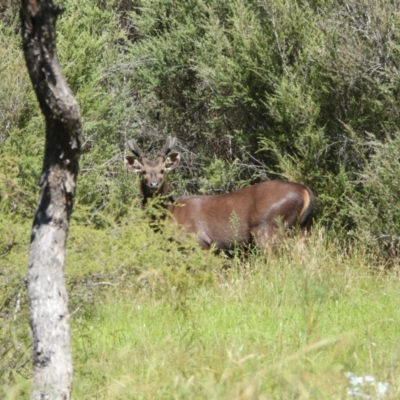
[345,372,389,399]
[377,381,389,397]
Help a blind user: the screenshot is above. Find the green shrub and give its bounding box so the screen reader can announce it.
[2,0,400,251]
[347,133,400,262]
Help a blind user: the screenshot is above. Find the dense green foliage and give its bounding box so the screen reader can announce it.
[113,0,400,242]
[2,0,400,397]
[2,0,400,239]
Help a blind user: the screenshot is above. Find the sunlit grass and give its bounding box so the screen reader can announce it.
[2,214,400,399]
[2,211,400,399]
[66,228,400,399]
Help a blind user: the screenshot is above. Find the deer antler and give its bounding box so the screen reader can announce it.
[158,137,177,159]
[127,139,146,160]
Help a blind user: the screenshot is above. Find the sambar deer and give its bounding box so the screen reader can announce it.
[125,137,314,250]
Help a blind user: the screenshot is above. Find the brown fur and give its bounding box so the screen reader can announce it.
[125,138,315,250]
[169,181,314,249]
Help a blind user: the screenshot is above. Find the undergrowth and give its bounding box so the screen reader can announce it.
[2,216,400,399]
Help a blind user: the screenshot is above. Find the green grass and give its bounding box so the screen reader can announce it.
[69,228,400,399]
[2,219,400,399]
[69,241,400,399]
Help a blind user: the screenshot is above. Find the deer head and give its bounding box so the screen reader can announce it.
[125,137,180,201]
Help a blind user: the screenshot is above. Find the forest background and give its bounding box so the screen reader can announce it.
[2,0,400,398]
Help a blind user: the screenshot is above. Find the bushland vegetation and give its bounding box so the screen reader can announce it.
[1,0,400,398]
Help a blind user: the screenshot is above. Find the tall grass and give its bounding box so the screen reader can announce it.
[67,229,400,399]
[2,216,400,399]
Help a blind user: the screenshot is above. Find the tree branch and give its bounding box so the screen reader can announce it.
[21,0,82,398]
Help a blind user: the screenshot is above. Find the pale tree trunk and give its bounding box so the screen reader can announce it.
[21,0,82,398]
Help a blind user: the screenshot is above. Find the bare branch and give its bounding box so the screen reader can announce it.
[21,0,82,398]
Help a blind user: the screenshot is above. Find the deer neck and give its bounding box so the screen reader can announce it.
[140,179,170,207]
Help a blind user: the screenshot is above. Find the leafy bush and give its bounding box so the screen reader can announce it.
[347,133,400,261]
[2,0,400,248]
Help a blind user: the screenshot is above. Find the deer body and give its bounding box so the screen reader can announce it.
[125,138,314,250]
[170,181,313,249]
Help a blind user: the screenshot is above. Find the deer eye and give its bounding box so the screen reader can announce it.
[160,169,165,174]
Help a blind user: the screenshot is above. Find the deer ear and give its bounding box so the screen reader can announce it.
[165,153,180,170]
[125,156,142,173]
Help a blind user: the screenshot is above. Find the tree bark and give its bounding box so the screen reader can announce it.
[21,0,82,398]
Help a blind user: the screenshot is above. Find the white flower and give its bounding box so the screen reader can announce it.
[345,372,389,399]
